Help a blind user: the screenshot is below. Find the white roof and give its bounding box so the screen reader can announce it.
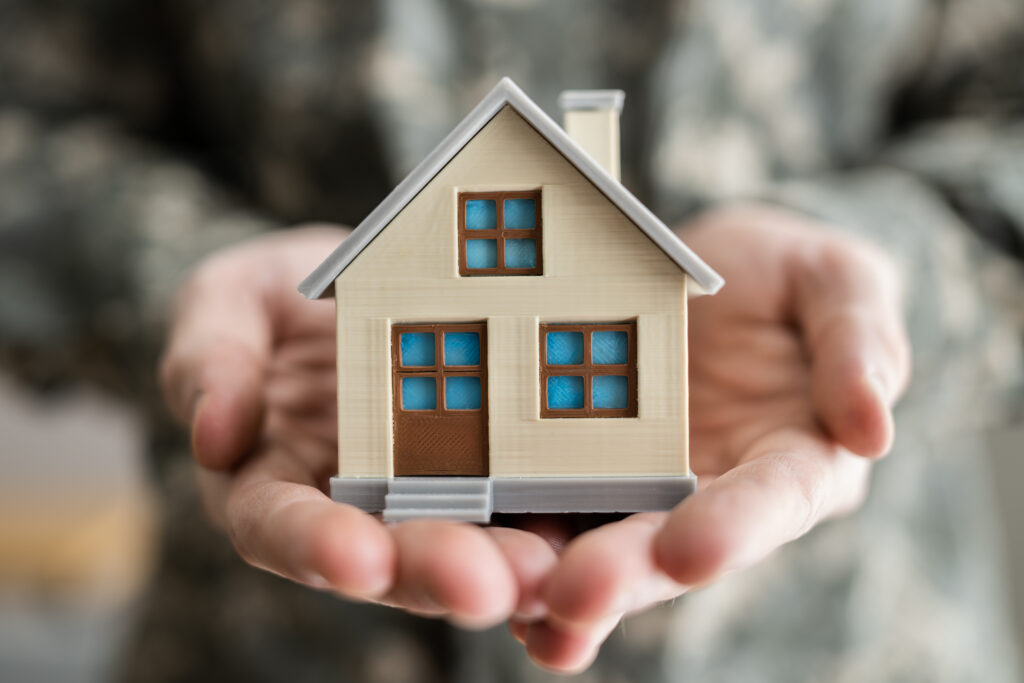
[299,78,724,299]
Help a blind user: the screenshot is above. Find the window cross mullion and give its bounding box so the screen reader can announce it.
[459,190,541,276]
[539,321,637,418]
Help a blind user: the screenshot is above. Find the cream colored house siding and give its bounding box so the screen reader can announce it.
[335,106,689,478]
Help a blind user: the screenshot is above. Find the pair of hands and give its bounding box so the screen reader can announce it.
[159,205,910,673]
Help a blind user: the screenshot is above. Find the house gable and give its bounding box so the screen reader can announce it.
[299,78,723,300]
[338,105,683,305]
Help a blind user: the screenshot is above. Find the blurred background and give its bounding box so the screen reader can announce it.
[0,379,153,683]
[3,0,1024,681]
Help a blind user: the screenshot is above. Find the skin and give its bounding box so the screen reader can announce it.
[159,204,910,673]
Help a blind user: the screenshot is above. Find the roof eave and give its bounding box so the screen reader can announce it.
[298,77,724,299]
[298,81,514,300]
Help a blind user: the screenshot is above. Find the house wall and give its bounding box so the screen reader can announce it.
[335,106,690,478]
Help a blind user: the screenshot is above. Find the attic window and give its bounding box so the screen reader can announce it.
[458,191,542,276]
[539,322,637,418]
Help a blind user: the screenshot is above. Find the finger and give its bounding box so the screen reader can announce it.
[503,514,575,554]
[384,521,518,629]
[524,614,621,674]
[795,239,911,457]
[160,267,272,469]
[543,513,682,625]
[189,362,267,470]
[264,341,337,416]
[655,429,869,586]
[509,619,529,645]
[486,526,559,620]
[159,227,347,470]
[807,311,897,457]
[227,470,396,599]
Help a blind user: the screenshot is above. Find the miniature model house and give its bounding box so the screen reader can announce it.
[300,79,723,522]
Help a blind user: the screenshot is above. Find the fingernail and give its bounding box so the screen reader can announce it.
[414,586,445,612]
[514,599,548,621]
[509,620,530,644]
[189,390,205,424]
[361,572,393,599]
[865,370,889,405]
[300,572,332,590]
[189,393,208,461]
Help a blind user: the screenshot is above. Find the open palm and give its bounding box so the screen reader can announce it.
[161,228,561,627]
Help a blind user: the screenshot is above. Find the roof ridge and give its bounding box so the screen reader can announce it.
[298,78,723,299]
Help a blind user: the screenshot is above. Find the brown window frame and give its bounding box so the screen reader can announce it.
[458,190,543,276]
[539,321,638,418]
[392,323,488,415]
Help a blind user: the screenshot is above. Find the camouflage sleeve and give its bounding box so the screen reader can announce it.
[0,1,274,390]
[643,0,1024,246]
[0,112,274,389]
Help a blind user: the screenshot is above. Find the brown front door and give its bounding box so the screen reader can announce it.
[392,323,488,476]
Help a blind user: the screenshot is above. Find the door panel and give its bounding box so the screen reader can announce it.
[392,323,488,476]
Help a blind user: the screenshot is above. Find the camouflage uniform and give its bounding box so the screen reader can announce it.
[2,0,1023,680]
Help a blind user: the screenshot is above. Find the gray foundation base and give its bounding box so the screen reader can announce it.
[331,478,388,512]
[331,475,697,523]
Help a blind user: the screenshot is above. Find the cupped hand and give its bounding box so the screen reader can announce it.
[512,205,911,672]
[159,226,558,628]
[159,206,911,674]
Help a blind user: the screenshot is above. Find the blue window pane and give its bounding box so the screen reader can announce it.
[593,375,629,409]
[444,332,480,366]
[592,331,628,365]
[503,198,536,229]
[402,377,436,410]
[547,376,584,409]
[465,199,496,230]
[400,332,435,366]
[546,331,583,365]
[446,376,481,410]
[466,239,497,269]
[504,239,536,269]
